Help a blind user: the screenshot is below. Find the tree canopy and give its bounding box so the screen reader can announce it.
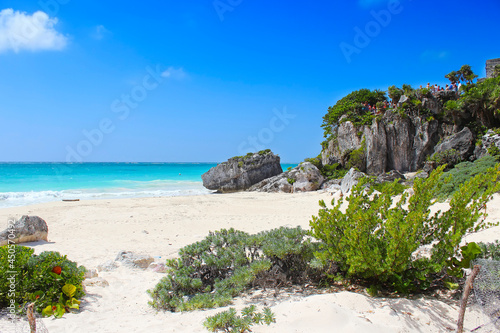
[321,89,387,138]
[445,64,478,84]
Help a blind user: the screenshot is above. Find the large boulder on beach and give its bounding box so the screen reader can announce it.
[202,150,283,193]
[249,162,324,193]
[0,215,48,246]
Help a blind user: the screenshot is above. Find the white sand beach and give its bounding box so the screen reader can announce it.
[1,191,499,332]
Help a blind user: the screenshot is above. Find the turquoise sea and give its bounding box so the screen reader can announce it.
[0,163,297,208]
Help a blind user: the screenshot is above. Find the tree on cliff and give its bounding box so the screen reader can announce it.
[445,64,478,85]
[321,89,386,139]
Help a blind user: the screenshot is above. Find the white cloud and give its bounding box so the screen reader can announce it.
[161,67,188,80]
[92,25,112,40]
[0,8,67,53]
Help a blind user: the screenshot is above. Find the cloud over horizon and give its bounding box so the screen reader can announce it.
[161,67,188,80]
[0,8,67,53]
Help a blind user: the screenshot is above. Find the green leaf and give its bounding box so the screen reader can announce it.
[54,304,66,318]
[444,281,459,290]
[49,272,63,280]
[65,297,81,310]
[461,242,482,259]
[62,284,77,298]
[42,305,54,317]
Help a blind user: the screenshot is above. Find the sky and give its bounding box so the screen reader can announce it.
[0,0,499,163]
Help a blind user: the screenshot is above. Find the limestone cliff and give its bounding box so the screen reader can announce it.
[320,91,478,175]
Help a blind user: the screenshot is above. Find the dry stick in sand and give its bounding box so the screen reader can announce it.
[456,265,481,333]
[27,303,36,333]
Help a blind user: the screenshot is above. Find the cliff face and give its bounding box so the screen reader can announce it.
[320,91,475,175]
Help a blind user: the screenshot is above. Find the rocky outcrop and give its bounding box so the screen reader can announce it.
[202,151,282,193]
[341,168,366,194]
[375,170,405,184]
[433,127,475,161]
[0,216,48,246]
[115,251,154,269]
[249,162,324,193]
[474,129,500,159]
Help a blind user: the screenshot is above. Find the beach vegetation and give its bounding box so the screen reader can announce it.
[477,240,500,260]
[148,227,321,312]
[0,246,86,316]
[435,155,499,200]
[427,149,462,169]
[446,242,482,279]
[303,156,347,180]
[371,179,407,196]
[309,164,500,293]
[203,306,275,333]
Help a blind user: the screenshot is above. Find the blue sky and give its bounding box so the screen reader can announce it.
[0,0,499,163]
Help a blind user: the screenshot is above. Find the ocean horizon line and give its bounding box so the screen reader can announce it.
[0,161,300,164]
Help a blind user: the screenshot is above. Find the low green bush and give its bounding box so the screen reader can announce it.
[435,155,499,200]
[427,149,461,168]
[309,165,500,293]
[371,180,407,196]
[148,227,320,312]
[477,241,500,260]
[204,305,275,333]
[0,246,86,317]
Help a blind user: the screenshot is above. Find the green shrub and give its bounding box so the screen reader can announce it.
[427,149,462,168]
[388,85,403,104]
[148,227,320,312]
[477,241,500,260]
[444,100,460,111]
[0,246,86,317]
[435,155,499,200]
[371,180,407,196]
[204,306,276,333]
[287,178,296,185]
[303,156,348,180]
[487,144,500,157]
[309,165,500,293]
[258,149,271,155]
[321,163,348,180]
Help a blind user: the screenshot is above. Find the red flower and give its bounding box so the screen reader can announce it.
[52,266,62,275]
[36,295,40,299]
